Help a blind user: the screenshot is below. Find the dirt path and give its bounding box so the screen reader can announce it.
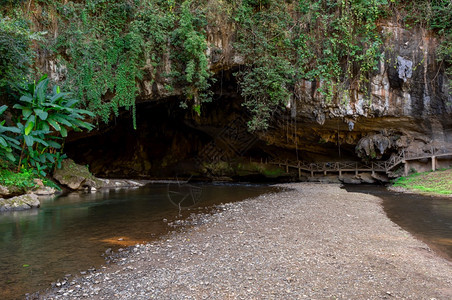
[40,183,452,299]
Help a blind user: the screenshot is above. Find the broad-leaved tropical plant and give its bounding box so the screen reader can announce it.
[13,75,94,175]
[0,105,20,161]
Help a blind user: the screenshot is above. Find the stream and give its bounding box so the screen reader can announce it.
[345,185,452,261]
[0,183,279,299]
[1,183,451,299]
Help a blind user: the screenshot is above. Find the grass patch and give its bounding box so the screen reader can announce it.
[0,160,61,192]
[392,168,452,195]
[235,162,286,178]
[0,167,37,190]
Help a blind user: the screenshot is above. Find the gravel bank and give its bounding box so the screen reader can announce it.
[38,183,452,299]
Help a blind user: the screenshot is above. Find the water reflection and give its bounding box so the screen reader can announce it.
[344,185,452,261]
[0,183,278,299]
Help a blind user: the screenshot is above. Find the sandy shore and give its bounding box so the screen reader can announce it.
[39,183,452,299]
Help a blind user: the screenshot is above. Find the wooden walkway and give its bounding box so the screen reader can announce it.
[267,147,452,178]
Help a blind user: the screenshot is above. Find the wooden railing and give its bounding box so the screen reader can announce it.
[266,147,452,176]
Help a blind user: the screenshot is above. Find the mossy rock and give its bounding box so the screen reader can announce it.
[53,159,103,190]
[0,194,40,212]
[0,184,26,198]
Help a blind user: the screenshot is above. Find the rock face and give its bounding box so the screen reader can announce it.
[0,194,40,212]
[53,158,148,190]
[53,159,104,190]
[59,18,451,179]
[0,185,10,198]
[0,184,28,198]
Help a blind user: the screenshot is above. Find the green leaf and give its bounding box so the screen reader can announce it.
[35,78,49,104]
[0,105,7,115]
[45,153,55,163]
[56,86,60,94]
[22,264,30,268]
[4,135,20,145]
[60,126,67,137]
[6,152,16,161]
[32,129,51,135]
[54,115,73,127]
[76,109,95,117]
[24,120,35,136]
[64,99,79,108]
[24,135,34,147]
[22,108,32,119]
[49,92,65,103]
[72,119,94,130]
[47,119,61,131]
[0,124,20,134]
[41,122,50,132]
[47,140,61,149]
[34,109,48,120]
[33,138,49,147]
[0,136,7,147]
[19,95,33,103]
[38,74,48,82]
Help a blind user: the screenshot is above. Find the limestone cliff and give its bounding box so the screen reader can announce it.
[6,1,451,178]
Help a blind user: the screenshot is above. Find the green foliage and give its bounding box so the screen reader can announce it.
[293,0,387,98]
[53,0,144,128]
[0,11,42,94]
[0,105,21,161]
[49,0,212,128]
[12,75,93,176]
[234,0,387,131]
[0,166,38,190]
[171,0,213,105]
[2,0,450,133]
[193,104,201,116]
[392,168,452,195]
[234,0,295,131]
[400,0,452,75]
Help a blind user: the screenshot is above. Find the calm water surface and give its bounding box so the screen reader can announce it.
[3,184,451,299]
[345,185,452,260]
[0,183,279,299]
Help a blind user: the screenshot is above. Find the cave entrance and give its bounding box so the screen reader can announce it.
[64,71,382,181]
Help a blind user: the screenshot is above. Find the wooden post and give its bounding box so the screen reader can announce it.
[311,170,314,178]
[371,162,375,175]
[286,160,289,173]
[297,161,300,177]
[355,162,358,176]
[404,161,409,176]
[432,156,436,171]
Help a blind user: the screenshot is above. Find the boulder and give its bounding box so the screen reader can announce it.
[0,185,10,197]
[339,174,361,184]
[0,184,25,198]
[0,194,40,212]
[99,179,147,188]
[33,186,57,195]
[53,159,104,190]
[371,173,390,183]
[356,173,376,184]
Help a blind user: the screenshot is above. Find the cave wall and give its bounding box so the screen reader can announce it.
[27,2,451,177]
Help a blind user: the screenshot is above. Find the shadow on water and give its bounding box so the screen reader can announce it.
[0,183,280,299]
[343,184,452,262]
